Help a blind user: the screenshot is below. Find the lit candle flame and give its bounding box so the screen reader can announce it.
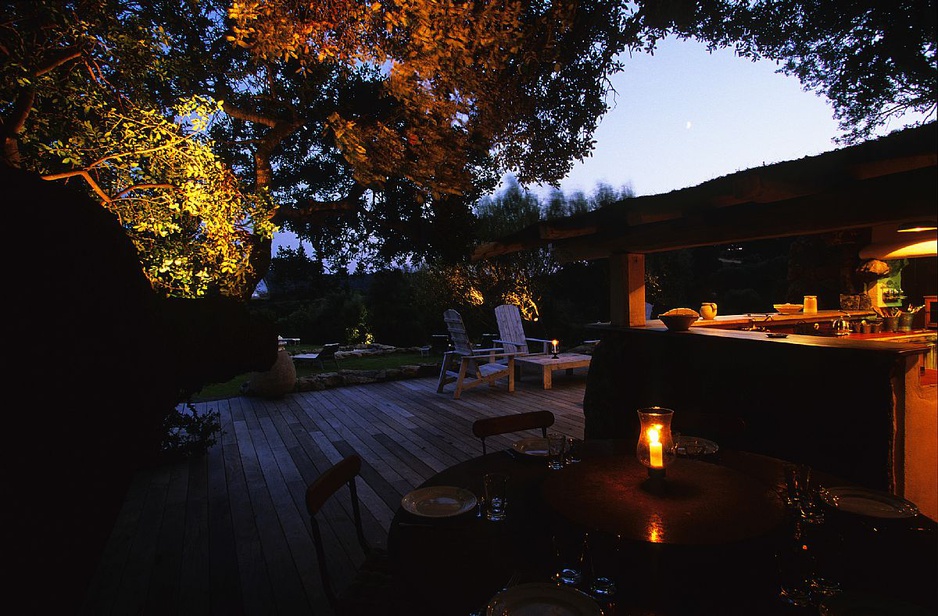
[647,426,663,467]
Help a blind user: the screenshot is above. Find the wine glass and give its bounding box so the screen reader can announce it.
[777,466,842,606]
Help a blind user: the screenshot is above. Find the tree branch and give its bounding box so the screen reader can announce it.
[41,169,112,203]
[42,170,177,203]
[34,47,83,77]
[220,100,279,128]
[275,184,368,225]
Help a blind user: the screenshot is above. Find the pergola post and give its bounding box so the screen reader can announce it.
[609,252,646,327]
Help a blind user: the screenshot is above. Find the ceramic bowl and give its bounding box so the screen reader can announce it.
[773,303,803,315]
[659,314,699,331]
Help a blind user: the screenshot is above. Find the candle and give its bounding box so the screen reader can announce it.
[648,427,663,467]
[551,339,559,355]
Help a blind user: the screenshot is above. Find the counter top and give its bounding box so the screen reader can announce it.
[587,315,935,357]
[843,331,937,342]
[691,309,875,328]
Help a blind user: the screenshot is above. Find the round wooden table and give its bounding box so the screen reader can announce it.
[542,454,785,545]
[387,440,937,616]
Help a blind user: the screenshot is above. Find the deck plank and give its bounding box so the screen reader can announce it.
[82,374,587,614]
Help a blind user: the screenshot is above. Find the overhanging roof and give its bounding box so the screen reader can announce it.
[472,121,937,263]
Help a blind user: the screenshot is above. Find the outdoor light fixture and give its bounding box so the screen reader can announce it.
[860,224,938,259]
[898,221,938,233]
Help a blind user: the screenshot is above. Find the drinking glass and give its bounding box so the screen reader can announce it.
[584,532,619,602]
[483,472,509,521]
[564,436,581,464]
[547,432,566,470]
[551,529,586,587]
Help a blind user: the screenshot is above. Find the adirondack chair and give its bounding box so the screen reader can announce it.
[292,343,341,370]
[494,304,553,355]
[437,309,516,399]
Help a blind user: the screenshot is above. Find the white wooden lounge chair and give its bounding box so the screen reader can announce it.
[437,309,515,399]
[494,304,553,355]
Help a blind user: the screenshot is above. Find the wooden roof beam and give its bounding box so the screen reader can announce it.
[550,166,937,263]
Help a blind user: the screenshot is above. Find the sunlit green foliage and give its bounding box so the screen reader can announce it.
[1,1,275,298]
[38,95,275,297]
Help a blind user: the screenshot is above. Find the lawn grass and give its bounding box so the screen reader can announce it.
[191,348,437,402]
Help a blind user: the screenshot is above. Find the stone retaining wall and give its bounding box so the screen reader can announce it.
[295,363,440,392]
[244,343,442,396]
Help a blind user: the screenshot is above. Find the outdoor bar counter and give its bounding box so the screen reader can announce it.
[583,312,937,521]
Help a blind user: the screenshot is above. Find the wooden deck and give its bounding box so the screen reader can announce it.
[80,367,588,615]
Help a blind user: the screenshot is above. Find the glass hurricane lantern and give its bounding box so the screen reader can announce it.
[636,407,676,479]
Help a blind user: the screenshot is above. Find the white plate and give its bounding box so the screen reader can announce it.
[401,486,477,518]
[486,582,602,616]
[818,486,919,518]
[673,435,719,456]
[512,437,550,457]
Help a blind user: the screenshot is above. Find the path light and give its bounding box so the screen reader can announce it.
[637,407,675,479]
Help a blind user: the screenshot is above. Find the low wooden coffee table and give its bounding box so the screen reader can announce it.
[515,353,592,389]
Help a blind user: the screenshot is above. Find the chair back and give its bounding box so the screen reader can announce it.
[319,343,341,369]
[472,410,555,454]
[495,304,529,354]
[305,454,369,608]
[443,309,474,355]
[318,343,340,359]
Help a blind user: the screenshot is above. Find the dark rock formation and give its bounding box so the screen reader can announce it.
[4,165,277,612]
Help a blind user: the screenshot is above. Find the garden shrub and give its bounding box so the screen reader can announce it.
[161,402,222,461]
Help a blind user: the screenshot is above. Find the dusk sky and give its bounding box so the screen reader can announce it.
[273,35,926,256]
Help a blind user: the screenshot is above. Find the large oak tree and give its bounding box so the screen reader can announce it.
[2,0,934,298]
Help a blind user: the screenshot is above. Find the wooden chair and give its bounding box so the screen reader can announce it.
[472,410,556,454]
[293,342,341,370]
[494,303,553,355]
[437,309,516,399]
[306,454,407,616]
